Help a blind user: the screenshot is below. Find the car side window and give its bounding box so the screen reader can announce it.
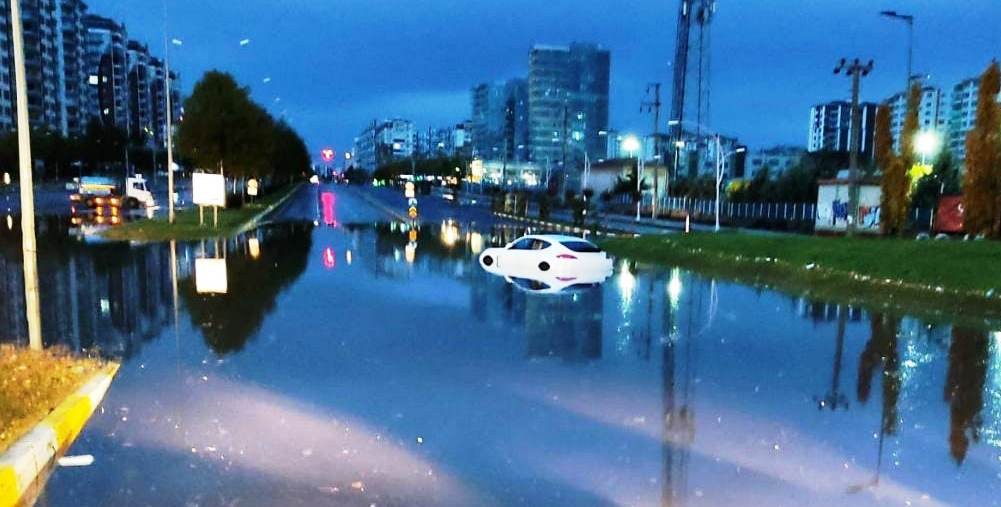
[510,239,535,250]
[531,240,551,250]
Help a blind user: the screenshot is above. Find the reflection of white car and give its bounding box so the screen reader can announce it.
[479,234,613,279]
[504,270,612,295]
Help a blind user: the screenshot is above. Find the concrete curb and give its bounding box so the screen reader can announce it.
[235,182,304,236]
[0,363,120,507]
[493,212,634,238]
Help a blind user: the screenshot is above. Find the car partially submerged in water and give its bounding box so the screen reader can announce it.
[479,234,613,279]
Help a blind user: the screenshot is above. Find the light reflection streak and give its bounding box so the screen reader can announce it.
[95,377,479,504]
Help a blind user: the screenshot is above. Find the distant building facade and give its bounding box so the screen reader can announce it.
[808,101,878,162]
[885,85,947,153]
[746,146,806,179]
[352,119,416,171]
[471,78,529,162]
[0,5,179,140]
[528,43,610,173]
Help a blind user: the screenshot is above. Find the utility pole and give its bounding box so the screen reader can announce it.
[10,0,42,350]
[642,83,662,218]
[834,58,874,236]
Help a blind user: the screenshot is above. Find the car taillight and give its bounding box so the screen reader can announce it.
[557,254,577,260]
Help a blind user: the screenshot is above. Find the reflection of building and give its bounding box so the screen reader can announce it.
[523,288,602,361]
[0,219,175,358]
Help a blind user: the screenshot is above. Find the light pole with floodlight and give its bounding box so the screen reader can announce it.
[622,135,643,222]
[714,138,746,232]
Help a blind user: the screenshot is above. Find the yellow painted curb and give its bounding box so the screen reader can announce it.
[0,363,119,507]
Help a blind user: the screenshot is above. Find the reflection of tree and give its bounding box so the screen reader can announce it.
[180,223,312,355]
[857,313,902,436]
[944,326,989,464]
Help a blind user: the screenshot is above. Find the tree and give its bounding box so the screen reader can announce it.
[912,149,960,210]
[876,104,904,234]
[962,62,1001,237]
[178,70,264,176]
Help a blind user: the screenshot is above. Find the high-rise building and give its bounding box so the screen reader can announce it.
[528,43,610,175]
[471,78,528,162]
[808,101,878,162]
[0,0,60,132]
[148,57,180,148]
[126,40,153,146]
[885,85,947,153]
[352,119,415,171]
[945,77,1001,165]
[83,14,128,130]
[56,0,91,135]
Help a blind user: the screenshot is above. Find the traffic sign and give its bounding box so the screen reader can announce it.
[408,207,418,219]
[404,182,416,199]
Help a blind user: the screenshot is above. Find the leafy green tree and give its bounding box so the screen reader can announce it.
[178,71,265,176]
[962,62,1001,237]
[912,149,960,210]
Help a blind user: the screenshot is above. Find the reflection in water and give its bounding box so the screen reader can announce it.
[945,326,989,464]
[180,223,313,355]
[2,210,1000,505]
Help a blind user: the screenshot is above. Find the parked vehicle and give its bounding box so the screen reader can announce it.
[70,175,157,211]
[478,234,613,280]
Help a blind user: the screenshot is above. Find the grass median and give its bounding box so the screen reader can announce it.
[602,232,1001,321]
[102,183,300,242]
[0,345,105,453]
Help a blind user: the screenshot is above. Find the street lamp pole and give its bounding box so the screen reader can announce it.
[715,139,746,233]
[10,0,42,350]
[880,11,914,89]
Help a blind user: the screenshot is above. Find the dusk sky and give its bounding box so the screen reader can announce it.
[89,0,1000,163]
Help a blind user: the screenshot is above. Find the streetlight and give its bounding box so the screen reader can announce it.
[714,137,746,233]
[163,36,183,224]
[880,10,914,90]
[622,135,643,222]
[915,130,941,165]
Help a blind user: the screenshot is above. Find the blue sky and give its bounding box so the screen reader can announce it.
[89,0,1000,162]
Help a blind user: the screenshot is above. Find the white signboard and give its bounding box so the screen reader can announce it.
[404,182,416,199]
[193,172,226,207]
[815,182,882,233]
[247,178,259,197]
[195,258,228,294]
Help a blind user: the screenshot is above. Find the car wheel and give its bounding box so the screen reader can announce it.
[126,198,140,209]
[482,255,494,266]
[539,261,550,272]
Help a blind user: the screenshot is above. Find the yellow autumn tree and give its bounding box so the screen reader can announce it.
[963,62,1001,237]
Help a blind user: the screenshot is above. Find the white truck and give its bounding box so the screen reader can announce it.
[70,175,157,210]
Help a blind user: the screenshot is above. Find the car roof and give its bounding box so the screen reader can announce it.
[521,234,595,243]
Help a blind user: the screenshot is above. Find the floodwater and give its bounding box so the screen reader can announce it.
[0,186,998,506]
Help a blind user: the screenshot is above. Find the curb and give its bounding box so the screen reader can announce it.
[493,212,634,238]
[0,363,120,507]
[236,182,304,236]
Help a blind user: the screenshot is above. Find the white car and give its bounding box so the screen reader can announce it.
[479,234,613,279]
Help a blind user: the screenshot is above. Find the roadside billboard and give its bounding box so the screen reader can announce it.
[815,180,881,234]
[193,172,226,207]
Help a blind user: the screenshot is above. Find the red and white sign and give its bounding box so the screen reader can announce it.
[321,148,336,163]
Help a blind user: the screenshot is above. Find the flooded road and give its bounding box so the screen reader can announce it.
[1,185,999,506]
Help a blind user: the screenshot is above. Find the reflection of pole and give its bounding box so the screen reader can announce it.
[11,0,43,350]
[170,240,179,326]
[816,307,849,410]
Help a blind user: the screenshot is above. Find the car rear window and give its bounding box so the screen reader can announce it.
[561,241,601,253]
